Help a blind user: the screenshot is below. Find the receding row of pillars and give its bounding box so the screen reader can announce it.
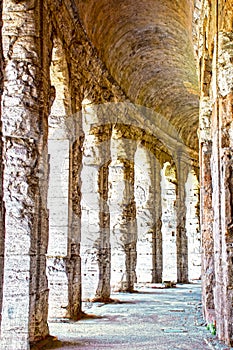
[46,96,201,326]
[0,4,200,348]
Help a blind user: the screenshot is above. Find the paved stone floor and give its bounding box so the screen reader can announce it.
[44,283,232,350]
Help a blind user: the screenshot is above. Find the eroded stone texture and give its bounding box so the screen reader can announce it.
[0,0,4,333]
[135,148,163,284]
[161,162,177,282]
[185,170,201,281]
[80,102,101,301]
[199,0,233,345]
[135,147,163,284]
[135,146,156,283]
[0,0,52,347]
[199,98,215,319]
[198,0,216,321]
[81,100,112,302]
[1,0,233,348]
[47,38,71,320]
[152,156,163,283]
[66,107,83,320]
[110,128,137,292]
[176,159,189,283]
[95,129,112,301]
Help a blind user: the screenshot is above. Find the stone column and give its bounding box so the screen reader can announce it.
[0,0,4,332]
[161,162,177,282]
[66,96,83,320]
[47,38,71,320]
[134,145,162,284]
[135,145,154,284]
[0,0,52,348]
[176,156,189,283]
[95,132,112,301]
[211,79,224,342]
[216,28,233,344]
[110,128,137,292]
[152,156,163,283]
[81,101,112,303]
[185,169,201,281]
[199,98,215,320]
[198,0,216,325]
[199,0,233,344]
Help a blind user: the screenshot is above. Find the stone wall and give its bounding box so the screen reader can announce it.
[199,0,233,345]
[0,0,4,333]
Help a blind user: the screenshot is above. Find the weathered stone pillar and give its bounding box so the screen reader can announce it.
[216,29,233,344]
[47,38,71,319]
[152,156,163,283]
[0,0,4,332]
[134,145,162,284]
[81,100,112,302]
[198,0,216,324]
[47,120,70,319]
[199,98,215,320]
[66,97,83,320]
[110,128,137,292]
[199,0,233,344]
[80,104,99,301]
[185,169,201,281]
[176,157,189,283]
[0,0,52,347]
[134,146,162,284]
[135,145,154,283]
[161,161,177,282]
[95,129,112,301]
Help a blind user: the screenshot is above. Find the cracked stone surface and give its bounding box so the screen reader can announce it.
[1,0,233,348]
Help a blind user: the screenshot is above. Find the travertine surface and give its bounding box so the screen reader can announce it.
[199,0,233,345]
[0,1,52,348]
[0,0,232,348]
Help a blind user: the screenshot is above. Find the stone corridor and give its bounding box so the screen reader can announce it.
[0,0,233,349]
[35,284,228,350]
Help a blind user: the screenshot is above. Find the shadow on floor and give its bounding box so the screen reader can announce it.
[31,335,89,350]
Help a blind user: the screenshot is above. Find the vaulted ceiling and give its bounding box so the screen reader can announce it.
[75,0,199,153]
